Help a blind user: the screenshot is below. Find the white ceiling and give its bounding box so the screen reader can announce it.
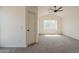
[38,6,79,18]
[38,6,64,17]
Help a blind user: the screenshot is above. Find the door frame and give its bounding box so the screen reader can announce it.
[25,6,38,47]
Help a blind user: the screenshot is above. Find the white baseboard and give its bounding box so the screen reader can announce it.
[39,33,63,35]
[63,34,79,40]
[0,44,27,47]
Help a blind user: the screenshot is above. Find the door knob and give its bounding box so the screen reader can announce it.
[27,29,29,31]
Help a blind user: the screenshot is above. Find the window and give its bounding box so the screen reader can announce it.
[43,20,57,30]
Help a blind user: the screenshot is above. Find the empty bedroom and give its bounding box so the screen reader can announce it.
[0,6,79,53]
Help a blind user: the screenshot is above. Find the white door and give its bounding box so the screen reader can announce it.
[27,11,36,45]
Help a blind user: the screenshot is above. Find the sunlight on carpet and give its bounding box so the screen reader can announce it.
[44,35,61,37]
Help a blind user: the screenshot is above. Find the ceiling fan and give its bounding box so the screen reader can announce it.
[48,6,63,13]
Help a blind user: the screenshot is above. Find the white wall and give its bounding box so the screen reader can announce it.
[1,7,27,47]
[63,7,79,40]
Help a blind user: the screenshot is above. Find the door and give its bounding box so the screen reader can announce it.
[27,11,36,45]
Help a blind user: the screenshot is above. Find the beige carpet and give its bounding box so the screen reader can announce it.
[1,35,79,53]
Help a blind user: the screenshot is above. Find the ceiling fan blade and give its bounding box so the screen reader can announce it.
[58,10,63,11]
[54,6,56,10]
[48,9,54,13]
[50,8,54,10]
[58,10,63,12]
[48,9,53,13]
[57,7,62,10]
[48,7,54,11]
